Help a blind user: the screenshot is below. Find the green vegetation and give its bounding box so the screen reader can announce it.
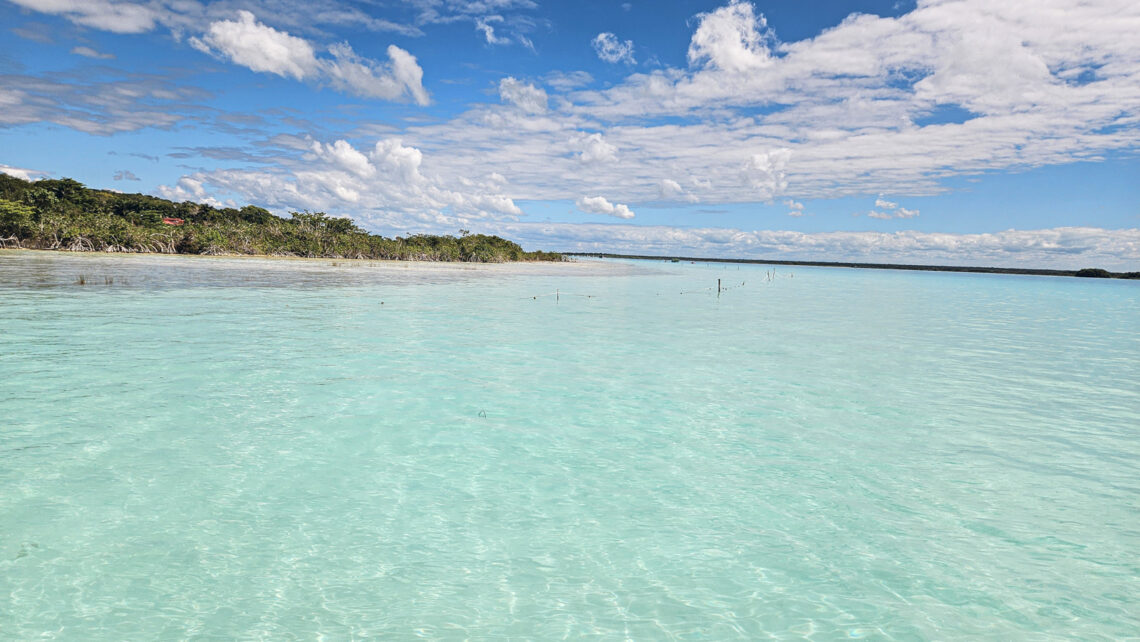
[1074,268,1111,278]
[0,175,561,262]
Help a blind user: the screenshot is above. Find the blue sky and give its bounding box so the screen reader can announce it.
[1,0,1138,268]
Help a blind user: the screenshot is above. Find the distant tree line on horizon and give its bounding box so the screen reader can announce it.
[0,175,561,263]
[565,253,1140,279]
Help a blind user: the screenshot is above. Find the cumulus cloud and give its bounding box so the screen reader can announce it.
[658,179,700,203]
[869,195,919,219]
[571,132,618,163]
[659,179,684,198]
[311,139,374,178]
[133,0,1140,231]
[191,11,318,80]
[189,11,428,104]
[498,77,548,113]
[576,195,635,219]
[17,0,1140,212]
[159,137,522,226]
[21,0,1137,271]
[592,32,636,64]
[509,0,1140,206]
[740,148,791,199]
[158,176,217,205]
[70,46,115,60]
[687,0,773,72]
[785,199,805,217]
[657,178,682,198]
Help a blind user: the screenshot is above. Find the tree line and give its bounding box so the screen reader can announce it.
[0,175,561,262]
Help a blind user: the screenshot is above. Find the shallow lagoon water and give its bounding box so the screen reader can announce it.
[1,250,1138,639]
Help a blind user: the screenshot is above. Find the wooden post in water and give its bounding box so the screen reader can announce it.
[717,278,721,296]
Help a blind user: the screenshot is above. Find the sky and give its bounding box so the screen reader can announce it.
[1,0,1138,268]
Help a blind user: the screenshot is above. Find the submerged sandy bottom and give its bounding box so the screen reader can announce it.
[3,251,1137,638]
[0,249,636,290]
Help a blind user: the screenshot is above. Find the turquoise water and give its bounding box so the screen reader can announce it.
[1,250,1138,640]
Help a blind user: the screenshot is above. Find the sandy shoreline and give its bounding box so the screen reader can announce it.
[0,248,643,289]
[0,247,624,270]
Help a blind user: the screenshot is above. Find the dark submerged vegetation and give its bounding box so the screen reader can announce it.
[0,175,561,262]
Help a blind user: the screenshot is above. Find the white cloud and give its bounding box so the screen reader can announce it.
[869,195,919,219]
[158,176,218,205]
[498,77,548,113]
[70,46,115,60]
[410,0,539,46]
[44,0,1134,270]
[571,132,617,163]
[511,0,1140,206]
[659,179,684,198]
[544,70,593,91]
[370,139,425,184]
[687,0,772,72]
[311,139,374,178]
[0,88,26,110]
[324,43,430,105]
[475,15,511,45]
[785,199,805,217]
[189,11,428,104]
[740,148,791,199]
[145,0,1139,228]
[0,72,207,135]
[658,178,683,198]
[10,0,426,38]
[592,32,636,64]
[159,137,522,226]
[576,195,635,219]
[112,169,140,181]
[0,164,50,181]
[8,0,157,34]
[18,0,1140,212]
[191,11,319,80]
[492,223,1140,270]
[658,178,700,203]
